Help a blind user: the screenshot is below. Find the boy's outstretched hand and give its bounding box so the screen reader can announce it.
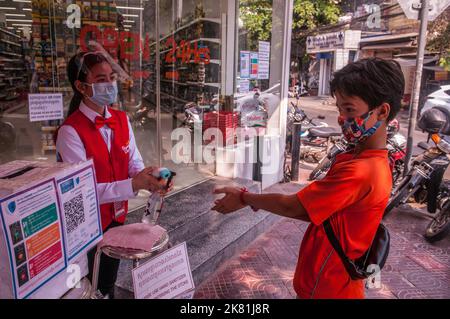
[212,187,246,214]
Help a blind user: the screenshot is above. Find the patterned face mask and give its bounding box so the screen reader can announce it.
[338,109,382,145]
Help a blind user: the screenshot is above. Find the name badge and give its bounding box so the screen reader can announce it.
[114,201,126,219]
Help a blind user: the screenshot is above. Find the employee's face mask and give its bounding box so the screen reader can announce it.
[83,81,118,107]
[337,108,382,145]
[77,51,119,107]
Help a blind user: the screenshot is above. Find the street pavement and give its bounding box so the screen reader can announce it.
[193,96,450,299]
[194,183,450,299]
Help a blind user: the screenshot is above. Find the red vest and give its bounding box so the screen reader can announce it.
[60,108,130,231]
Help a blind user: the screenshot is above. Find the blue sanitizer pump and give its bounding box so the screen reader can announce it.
[141,168,176,225]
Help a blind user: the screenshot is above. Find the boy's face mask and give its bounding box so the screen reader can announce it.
[83,81,118,107]
[338,109,382,145]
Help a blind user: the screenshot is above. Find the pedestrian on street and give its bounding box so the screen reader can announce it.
[212,57,405,299]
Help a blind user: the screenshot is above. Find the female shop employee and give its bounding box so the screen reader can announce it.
[56,51,168,299]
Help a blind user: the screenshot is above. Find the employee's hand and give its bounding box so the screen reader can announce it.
[132,167,165,193]
[212,187,246,214]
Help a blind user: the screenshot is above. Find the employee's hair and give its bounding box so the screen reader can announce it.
[330,57,405,121]
[67,52,109,116]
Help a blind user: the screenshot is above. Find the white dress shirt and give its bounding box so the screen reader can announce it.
[56,102,145,205]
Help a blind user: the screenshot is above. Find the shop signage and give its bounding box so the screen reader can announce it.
[250,52,259,79]
[79,27,210,72]
[28,94,64,122]
[240,51,251,79]
[132,242,195,299]
[258,41,270,80]
[55,164,102,260]
[306,31,344,52]
[0,160,102,299]
[398,0,450,21]
[0,180,66,299]
[239,79,250,93]
[164,37,210,64]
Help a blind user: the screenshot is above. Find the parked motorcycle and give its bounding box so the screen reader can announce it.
[181,102,203,132]
[286,99,342,163]
[383,108,450,242]
[308,119,407,182]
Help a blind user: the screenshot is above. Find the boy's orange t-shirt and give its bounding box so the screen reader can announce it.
[294,149,392,299]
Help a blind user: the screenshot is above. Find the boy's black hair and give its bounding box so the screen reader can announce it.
[330,57,405,121]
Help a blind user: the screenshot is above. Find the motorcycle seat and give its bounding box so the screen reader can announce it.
[308,127,341,138]
[418,141,431,150]
[301,123,316,131]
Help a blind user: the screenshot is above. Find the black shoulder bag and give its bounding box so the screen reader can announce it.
[323,220,390,280]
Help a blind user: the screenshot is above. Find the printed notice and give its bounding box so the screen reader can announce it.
[0,180,66,299]
[258,41,270,80]
[28,94,64,122]
[239,79,250,94]
[250,52,259,79]
[56,162,102,260]
[132,242,195,299]
[240,51,250,79]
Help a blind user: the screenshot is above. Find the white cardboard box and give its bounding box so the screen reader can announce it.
[0,159,102,299]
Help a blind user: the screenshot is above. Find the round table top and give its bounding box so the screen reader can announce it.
[100,231,170,260]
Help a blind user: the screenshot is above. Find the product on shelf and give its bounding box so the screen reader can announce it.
[0,28,28,105]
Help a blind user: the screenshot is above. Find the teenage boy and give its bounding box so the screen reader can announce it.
[212,58,405,299]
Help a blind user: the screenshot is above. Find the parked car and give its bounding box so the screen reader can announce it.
[421,85,450,118]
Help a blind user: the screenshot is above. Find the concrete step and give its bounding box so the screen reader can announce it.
[114,176,280,297]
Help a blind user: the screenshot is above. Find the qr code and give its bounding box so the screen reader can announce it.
[64,194,85,234]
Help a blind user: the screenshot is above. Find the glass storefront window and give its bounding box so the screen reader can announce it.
[0,0,293,209]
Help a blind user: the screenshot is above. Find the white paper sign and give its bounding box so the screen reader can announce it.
[239,79,250,93]
[132,242,194,299]
[56,162,102,261]
[258,41,271,59]
[240,51,251,79]
[258,41,270,80]
[28,94,64,122]
[0,180,67,299]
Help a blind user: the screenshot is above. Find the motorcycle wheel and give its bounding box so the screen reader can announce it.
[424,205,450,243]
[392,160,404,187]
[384,175,414,218]
[309,157,332,181]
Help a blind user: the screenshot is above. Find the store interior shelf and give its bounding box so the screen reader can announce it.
[161,79,188,86]
[150,18,221,46]
[0,28,21,39]
[160,92,190,104]
[191,38,220,44]
[189,59,220,65]
[186,81,220,88]
[159,38,221,55]
[38,86,72,92]
[0,38,22,47]
[41,126,58,132]
[0,51,22,58]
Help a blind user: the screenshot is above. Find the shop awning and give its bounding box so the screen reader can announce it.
[394,56,439,67]
[361,41,414,50]
[360,32,418,50]
[423,65,448,72]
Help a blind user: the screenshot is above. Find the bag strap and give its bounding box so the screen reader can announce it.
[323,219,353,267]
